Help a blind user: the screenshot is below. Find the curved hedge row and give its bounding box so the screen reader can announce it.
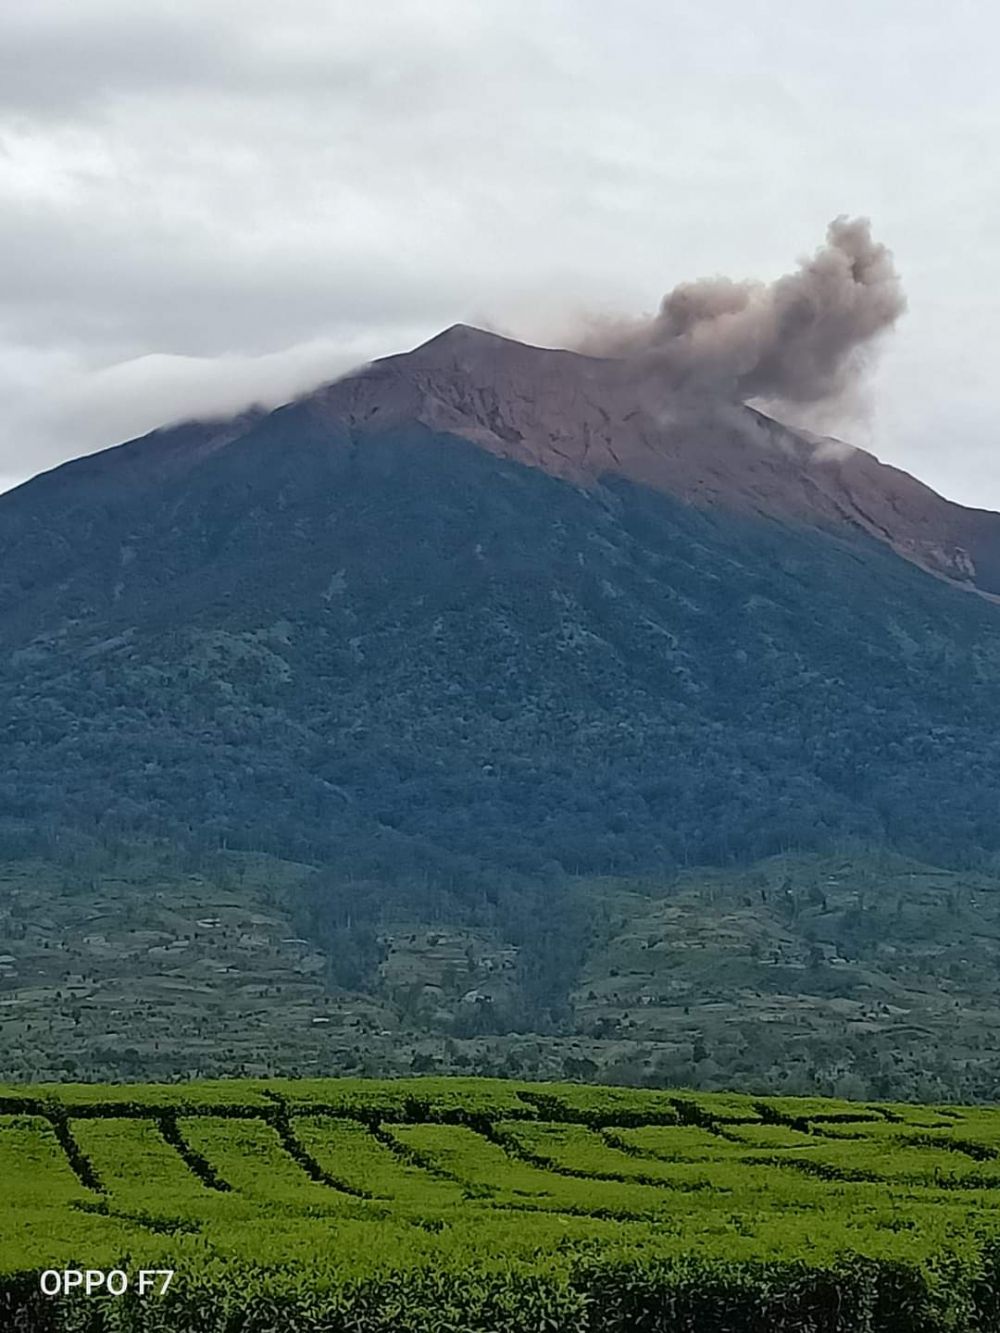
[6,1077,1000,1331]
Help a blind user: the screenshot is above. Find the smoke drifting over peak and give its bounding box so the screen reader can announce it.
[581,217,905,407]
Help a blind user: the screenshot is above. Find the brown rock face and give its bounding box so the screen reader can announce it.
[29,323,999,598]
[304,324,1000,596]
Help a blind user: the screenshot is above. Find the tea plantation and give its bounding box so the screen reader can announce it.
[6,1076,1000,1330]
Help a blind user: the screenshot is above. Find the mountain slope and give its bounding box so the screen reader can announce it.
[2,329,1000,877]
[12,324,1000,598]
[275,323,1000,594]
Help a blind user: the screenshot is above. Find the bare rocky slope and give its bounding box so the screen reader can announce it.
[294,324,1000,594]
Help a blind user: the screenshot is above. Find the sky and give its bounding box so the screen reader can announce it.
[1,0,998,506]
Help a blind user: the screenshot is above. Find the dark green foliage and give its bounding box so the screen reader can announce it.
[0,1260,978,1333]
[293,868,592,1031]
[4,426,1000,879]
[0,1233,997,1333]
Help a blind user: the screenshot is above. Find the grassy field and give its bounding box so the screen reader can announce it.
[6,1076,1000,1329]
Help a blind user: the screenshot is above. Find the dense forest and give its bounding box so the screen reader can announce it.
[2,425,1000,887]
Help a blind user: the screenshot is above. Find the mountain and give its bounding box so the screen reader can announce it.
[21,324,1000,591]
[4,325,1000,881]
[302,323,1000,595]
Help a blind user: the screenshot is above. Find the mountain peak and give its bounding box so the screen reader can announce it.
[416,322,514,349]
[11,320,1000,600]
[403,323,558,366]
[304,324,1000,597]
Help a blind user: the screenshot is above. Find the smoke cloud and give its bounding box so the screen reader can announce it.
[580,216,905,407]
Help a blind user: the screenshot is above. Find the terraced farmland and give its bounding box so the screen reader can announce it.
[6,1077,1000,1329]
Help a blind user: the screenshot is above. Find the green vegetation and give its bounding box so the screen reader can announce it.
[6,1076,1000,1329]
[7,846,1000,1102]
[7,428,1000,882]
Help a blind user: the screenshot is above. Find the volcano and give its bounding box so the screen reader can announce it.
[3,325,1000,874]
[302,324,1000,593]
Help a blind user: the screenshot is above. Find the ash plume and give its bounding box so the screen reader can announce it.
[580,216,905,408]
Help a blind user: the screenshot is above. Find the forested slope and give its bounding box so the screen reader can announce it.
[4,421,1000,878]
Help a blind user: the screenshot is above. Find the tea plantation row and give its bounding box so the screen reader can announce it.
[5,1077,1000,1330]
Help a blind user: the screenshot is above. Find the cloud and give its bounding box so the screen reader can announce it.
[0,333,412,485]
[1,0,1000,509]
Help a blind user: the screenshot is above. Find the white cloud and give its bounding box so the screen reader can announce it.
[2,0,1000,506]
[0,330,430,483]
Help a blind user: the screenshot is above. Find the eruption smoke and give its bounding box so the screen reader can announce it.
[581,216,905,408]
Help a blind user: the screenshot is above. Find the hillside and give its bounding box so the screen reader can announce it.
[4,328,1000,879]
[4,847,1000,1103]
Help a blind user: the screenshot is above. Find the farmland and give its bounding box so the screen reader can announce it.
[10,846,1000,1105]
[6,1078,1000,1328]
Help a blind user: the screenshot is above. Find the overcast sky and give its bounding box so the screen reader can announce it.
[2,0,998,505]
